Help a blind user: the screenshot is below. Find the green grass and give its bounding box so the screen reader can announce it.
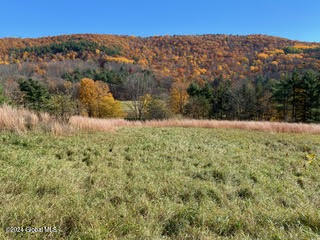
[120,101,133,114]
[1,127,320,239]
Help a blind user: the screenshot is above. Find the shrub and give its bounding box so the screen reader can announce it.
[126,94,152,120]
[185,96,211,119]
[47,94,78,121]
[97,95,125,118]
[146,98,171,120]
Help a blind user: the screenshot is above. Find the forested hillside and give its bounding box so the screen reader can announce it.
[1,34,320,81]
[0,34,320,122]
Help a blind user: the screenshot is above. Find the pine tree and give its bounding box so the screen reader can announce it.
[19,78,50,111]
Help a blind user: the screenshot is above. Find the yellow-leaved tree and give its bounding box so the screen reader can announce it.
[169,79,189,114]
[79,78,124,118]
[79,78,98,117]
[98,95,124,118]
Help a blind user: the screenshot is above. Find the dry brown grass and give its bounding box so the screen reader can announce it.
[69,116,320,134]
[0,105,71,135]
[0,104,39,132]
[144,119,320,134]
[2,105,320,134]
[69,116,121,132]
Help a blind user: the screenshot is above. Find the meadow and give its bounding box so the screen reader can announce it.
[1,5,320,240]
[1,124,320,239]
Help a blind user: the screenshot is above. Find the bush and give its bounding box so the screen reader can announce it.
[146,99,171,120]
[47,94,78,121]
[97,95,125,118]
[185,96,211,119]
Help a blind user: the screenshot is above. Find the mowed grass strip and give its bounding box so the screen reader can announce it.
[0,127,320,239]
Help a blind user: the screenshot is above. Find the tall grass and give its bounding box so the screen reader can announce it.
[69,116,320,134]
[2,105,320,134]
[69,116,125,132]
[0,104,70,134]
[0,104,39,132]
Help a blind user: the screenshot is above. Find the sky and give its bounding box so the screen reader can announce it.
[0,0,319,42]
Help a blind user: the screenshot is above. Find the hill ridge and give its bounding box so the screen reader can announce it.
[0,33,320,82]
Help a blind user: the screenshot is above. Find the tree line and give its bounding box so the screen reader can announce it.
[0,60,319,123]
[171,70,320,122]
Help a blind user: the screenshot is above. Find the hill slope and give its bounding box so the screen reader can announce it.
[1,34,320,82]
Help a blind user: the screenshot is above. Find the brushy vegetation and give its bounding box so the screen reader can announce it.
[0,127,320,239]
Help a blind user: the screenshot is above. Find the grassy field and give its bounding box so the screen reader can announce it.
[120,101,133,115]
[1,127,320,239]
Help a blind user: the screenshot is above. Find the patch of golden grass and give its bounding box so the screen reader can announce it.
[0,104,39,132]
[2,105,320,134]
[69,117,320,134]
[69,116,122,132]
[0,105,72,135]
[143,119,320,134]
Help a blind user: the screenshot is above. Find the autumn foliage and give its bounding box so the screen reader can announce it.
[1,34,320,83]
[170,79,189,114]
[79,78,124,118]
[1,33,320,123]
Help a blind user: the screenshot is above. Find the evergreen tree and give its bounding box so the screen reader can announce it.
[19,78,50,111]
[235,80,256,120]
[272,74,292,121]
[272,70,320,122]
[301,71,320,122]
[187,82,202,97]
[210,79,235,119]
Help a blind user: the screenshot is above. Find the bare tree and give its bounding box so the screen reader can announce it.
[124,71,155,120]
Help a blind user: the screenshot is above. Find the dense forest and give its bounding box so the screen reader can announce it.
[0,34,320,122]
